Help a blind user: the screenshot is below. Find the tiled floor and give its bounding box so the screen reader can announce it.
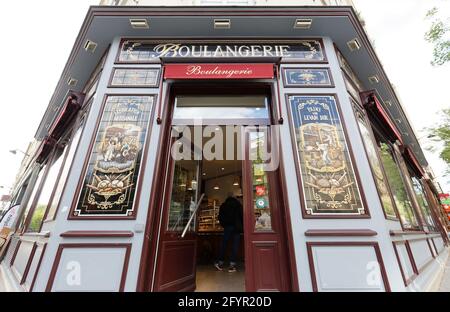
[195,264,245,292]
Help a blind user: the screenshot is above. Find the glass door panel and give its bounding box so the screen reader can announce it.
[249,130,273,232]
[167,159,201,232]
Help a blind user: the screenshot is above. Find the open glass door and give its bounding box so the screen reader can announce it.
[153,133,202,291]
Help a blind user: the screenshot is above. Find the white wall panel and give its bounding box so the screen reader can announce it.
[409,239,432,271]
[50,247,128,292]
[309,245,385,292]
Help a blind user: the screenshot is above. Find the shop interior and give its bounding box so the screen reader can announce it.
[195,159,245,292]
[168,126,246,291]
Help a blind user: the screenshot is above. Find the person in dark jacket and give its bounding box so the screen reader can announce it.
[214,193,243,273]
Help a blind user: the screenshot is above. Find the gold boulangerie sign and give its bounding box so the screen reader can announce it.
[74,95,154,217]
[118,40,325,62]
[289,95,365,215]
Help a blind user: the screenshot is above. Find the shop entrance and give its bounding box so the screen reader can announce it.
[149,86,294,292]
[170,144,246,292]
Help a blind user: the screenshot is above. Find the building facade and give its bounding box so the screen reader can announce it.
[0,4,448,292]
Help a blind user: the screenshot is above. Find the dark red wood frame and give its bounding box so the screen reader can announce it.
[136,81,298,292]
[305,229,377,237]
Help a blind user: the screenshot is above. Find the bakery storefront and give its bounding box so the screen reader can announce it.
[0,6,448,292]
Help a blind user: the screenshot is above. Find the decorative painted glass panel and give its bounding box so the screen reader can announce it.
[118,40,325,62]
[73,95,154,217]
[355,113,397,219]
[284,68,332,87]
[250,130,272,231]
[379,143,419,229]
[110,68,159,87]
[289,95,365,215]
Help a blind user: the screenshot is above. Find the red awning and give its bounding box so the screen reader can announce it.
[360,90,403,145]
[404,146,425,177]
[47,91,85,140]
[35,136,57,164]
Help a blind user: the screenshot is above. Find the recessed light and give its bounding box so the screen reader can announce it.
[67,77,78,86]
[130,18,149,29]
[347,38,361,51]
[84,40,97,53]
[294,18,312,29]
[214,19,231,29]
[368,75,379,84]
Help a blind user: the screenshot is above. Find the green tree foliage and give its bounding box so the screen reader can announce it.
[424,108,450,176]
[425,7,450,66]
[28,204,46,232]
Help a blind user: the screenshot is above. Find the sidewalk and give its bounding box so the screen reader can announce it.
[0,267,6,292]
[438,253,450,292]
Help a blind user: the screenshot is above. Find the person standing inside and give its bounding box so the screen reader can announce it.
[214,192,243,273]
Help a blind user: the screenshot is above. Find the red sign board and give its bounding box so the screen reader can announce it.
[164,63,274,80]
[256,185,266,196]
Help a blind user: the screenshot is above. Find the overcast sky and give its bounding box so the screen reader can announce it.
[0,0,449,201]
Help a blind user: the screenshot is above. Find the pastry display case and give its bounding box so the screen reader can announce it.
[197,198,223,232]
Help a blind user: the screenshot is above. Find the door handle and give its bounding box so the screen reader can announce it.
[181,193,205,238]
